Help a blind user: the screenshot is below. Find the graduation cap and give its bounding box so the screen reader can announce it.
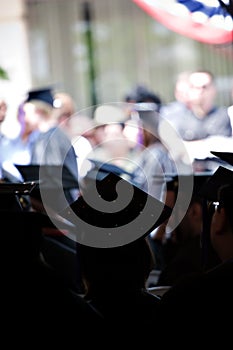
[198,166,233,202]
[84,159,133,183]
[192,157,227,173]
[15,164,79,189]
[0,181,37,194]
[152,172,213,237]
[192,152,233,201]
[155,172,212,201]
[14,164,80,212]
[210,151,233,168]
[25,88,54,107]
[0,181,37,212]
[59,172,172,248]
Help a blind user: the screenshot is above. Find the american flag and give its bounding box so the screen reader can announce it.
[133,0,233,44]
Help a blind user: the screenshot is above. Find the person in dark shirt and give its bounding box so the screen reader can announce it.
[158,162,233,345]
[0,209,104,347]
[154,174,210,286]
[77,237,161,341]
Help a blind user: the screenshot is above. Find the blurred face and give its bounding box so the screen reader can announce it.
[53,93,75,121]
[0,99,7,123]
[23,102,41,132]
[189,72,212,90]
[123,119,140,146]
[188,72,216,114]
[174,72,191,105]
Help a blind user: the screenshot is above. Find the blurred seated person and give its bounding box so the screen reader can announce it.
[131,107,176,201]
[86,104,135,174]
[159,70,232,166]
[124,84,176,177]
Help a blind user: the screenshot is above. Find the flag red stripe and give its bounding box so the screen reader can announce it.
[133,0,233,44]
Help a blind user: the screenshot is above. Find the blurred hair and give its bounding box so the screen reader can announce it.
[124,84,162,110]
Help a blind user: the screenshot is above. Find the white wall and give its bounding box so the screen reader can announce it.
[0,0,31,137]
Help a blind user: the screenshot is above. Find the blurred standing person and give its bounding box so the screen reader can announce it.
[27,88,78,178]
[130,107,177,270]
[123,84,162,147]
[26,88,79,211]
[123,84,165,172]
[131,107,176,201]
